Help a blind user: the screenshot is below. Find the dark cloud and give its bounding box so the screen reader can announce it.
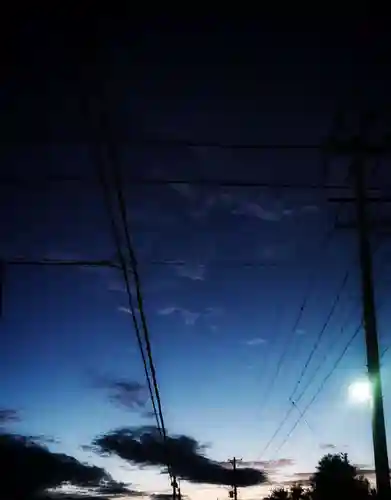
[151,494,187,500]
[0,432,127,498]
[319,443,337,450]
[25,434,61,446]
[94,376,148,411]
[0,408,20,424]
[142,410,157,420]
[93,426,266,487]
[80,444,94,453]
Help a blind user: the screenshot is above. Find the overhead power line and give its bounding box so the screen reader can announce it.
[93,94,179,497]
[258,111,353,458]
[93,143,162,435]
[2,135,390,151]
[271,255,391,457]
[259,275,353,461]
[258,204,344,432]
[290,269,351,401]
[272,322,363,457]
[0,175,388,191]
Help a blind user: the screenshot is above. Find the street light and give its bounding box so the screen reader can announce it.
[348,378,372,404]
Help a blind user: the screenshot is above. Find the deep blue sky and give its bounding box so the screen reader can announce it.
[1,11,391,499]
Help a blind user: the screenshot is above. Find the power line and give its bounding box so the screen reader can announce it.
[289,239,385,410]
[95,95,179,496]
[0,175,388,191]
[292,300,360,404]
[93,145,162,435]
[258,111,352,457]
[4,258,120,268]
[256,267,350,457]
[271,225,391,459]
[2,257,287,269]
[290,269,351,401]
[272,321,363,457]
[1,134,390,152]
[257,209,342,433]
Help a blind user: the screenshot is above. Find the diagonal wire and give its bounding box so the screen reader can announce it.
[94,151,162,434]
[272,245,391,456]
[97,97,178,489]
[290,269,351,401]
[272,321,363,457]
[257,216,346,460]
[292,298,359,404]
[258,109,350,457]
[258,204,344,425]
[83,93,163,436]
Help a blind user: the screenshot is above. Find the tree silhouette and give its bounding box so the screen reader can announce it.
[266,487,291,500]
[311,453,372,500]
[289,484,306,500]
[264,453,374,500]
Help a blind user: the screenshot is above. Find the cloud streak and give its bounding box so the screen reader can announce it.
[0,409,20,424]
[174,263,206,281]
[157,307,200,326]
[232,202,284,222]
[245,338,267,346]
[319,443,336,450]
[221,459,294,471]
[93,426,266,486]
[94,377,148,411]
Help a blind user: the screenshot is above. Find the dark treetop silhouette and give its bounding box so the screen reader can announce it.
[264,453,375,500]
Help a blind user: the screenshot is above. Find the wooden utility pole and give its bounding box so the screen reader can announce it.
[228,457,242,500]
[328,111,391,499]
[352,161,390,499]
[171,477,178,500]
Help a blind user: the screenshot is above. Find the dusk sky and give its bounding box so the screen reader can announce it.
[1,9,391,500]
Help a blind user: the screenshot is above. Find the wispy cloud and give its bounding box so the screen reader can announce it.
[319,443,336,450]
[169,183,195,199]
[245,337,267,346]
[93,377,148,411]
[301,204,319,213]
[280,474,312,487]
[157,307,221,327]
[181,310,201,326]
[174,263,206,281]
[158,306,178,316]
[232,202,284,222]
[220,459,294,471]
[118,306,140,315]
[157,307,201,326]
[0,409,20,424]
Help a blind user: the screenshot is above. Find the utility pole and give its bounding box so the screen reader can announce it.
[177,479,182,500]
[228,457,242,500]
[353,161,390,500]
[328,112,391,499]
[171,477,178,500]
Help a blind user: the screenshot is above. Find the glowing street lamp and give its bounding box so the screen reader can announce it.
[348,378,372,404]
